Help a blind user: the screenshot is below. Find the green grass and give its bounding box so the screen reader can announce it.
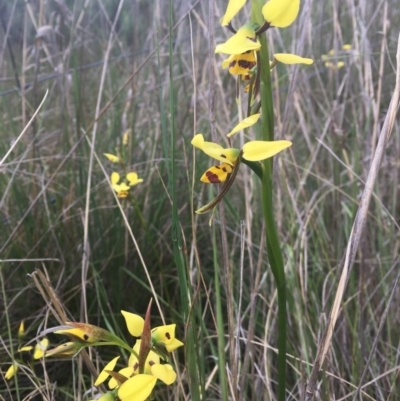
[1,0,400,400]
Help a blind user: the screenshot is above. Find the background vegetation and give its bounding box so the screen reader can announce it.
[1,0,399,400]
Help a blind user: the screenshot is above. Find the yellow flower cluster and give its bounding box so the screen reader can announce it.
[45,309,183,401]
[322,44,352,69]
[4,321,50,381]
[104,129,143,198]
[192,0,313,214]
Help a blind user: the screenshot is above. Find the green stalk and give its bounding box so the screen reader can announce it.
[251,2,287,400]
[212,224,229,401]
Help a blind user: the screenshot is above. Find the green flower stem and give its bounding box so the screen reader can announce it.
[260,161,287,401]
[252,2,287,400]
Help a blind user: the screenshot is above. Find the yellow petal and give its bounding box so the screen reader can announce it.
[192,134,239,165]
[118,374,157,401]
[192,134,223,151]
[215,24,261,55]
[150,364,176,385]
[222,55,234,69]
[227,113,260,137]
[45,342,81,358]
[95,356,120,386]
[165,338,184,352]
[18,321,25,337]
[202,146,240,166]
[126,172,143,186]
[226,51,257,75]
[122,129,131,146]
[33,338,49,359]
[104,153,120,163]
[242,140,292,161]
[111,172,120,185]
[220,0,247,26]
[274,53,313,65]
[121,311,144,337]
[262,0,300,28]
[151,324,176,345]
[109,366,134,389]
[18,345,33,352]
[200,164,233,184]
[5,363,18,380]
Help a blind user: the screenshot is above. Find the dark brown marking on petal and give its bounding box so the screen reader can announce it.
[238,60,256,70]
[205,171,221,184]
[166,332,171,340]
[246,36,257,42]
[222,167,227,172]
[229,60,237,68]
[83,334,89,341]
[133,362,139,371]
[220,154,227,158]
[149,360,155,366]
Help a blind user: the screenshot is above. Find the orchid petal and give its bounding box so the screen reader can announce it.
[220,0,247,26]
[274,53,313,65]
[118,374,157,401]
[242,140,292,161]
[262,0,300,28]
[150,363,176,385]
[121,311,145,337]
[227,113,260,137]
[95,356,120,386]
[104,153,120,163]
[215,24,260,55]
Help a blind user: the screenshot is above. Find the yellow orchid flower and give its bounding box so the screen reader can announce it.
[192,116,291,213]
[273,53,313,65]
[111,172,130,198]
[121,310,184,352]
[110,172,143,198]
[215,24,261,55]
[126,172,143,186]
[322,45,352,69]
[262,0,300,28]
[118,374,157,401]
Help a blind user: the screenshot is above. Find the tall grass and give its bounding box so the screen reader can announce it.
[1,0,399,400]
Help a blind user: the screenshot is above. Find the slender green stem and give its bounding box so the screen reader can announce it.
[212,225,229,401]
[261,163,287,401]
[251,1,287,399]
